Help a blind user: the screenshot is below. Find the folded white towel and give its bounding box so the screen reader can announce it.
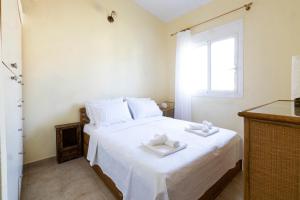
[142,143,187,157]
[185,127,219,137]
[148,134,168,146]
[148,134,180,148]
[165,139,180,148]
[201,126,210,133]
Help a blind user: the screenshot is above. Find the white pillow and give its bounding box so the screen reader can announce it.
[92,101,133,127]
[127,99,162,119]
[126,97,151,101]
[85,98,123,125]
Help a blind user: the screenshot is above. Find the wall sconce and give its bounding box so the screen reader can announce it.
[107,11,117,23]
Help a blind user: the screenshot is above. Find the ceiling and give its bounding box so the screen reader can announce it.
[134,0,211,22]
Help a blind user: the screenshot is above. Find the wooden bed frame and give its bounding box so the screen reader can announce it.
[80,108,242,200]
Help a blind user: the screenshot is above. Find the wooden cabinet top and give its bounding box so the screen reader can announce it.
[55,122,81,129]
[238,100,300,124]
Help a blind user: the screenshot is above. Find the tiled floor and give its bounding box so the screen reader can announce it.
[21,158,243,200]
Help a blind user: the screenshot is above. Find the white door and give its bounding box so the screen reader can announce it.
[3,68,20,200]
[0,65,9,200]
[1,0,23,198]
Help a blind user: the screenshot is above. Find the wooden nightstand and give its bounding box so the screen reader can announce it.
[158,102,174,118]
[55,122,82,163]
[161,107,175,118]
[159,101,175,118]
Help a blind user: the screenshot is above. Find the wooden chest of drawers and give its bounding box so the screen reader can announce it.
[239,101,300,200]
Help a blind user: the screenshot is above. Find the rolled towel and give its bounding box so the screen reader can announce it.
[201,125,209,133]
[188,123,204,130]
[202,120,213,129]
[165,139,180,148]
[148,134,168,146]
[188,123,211,132]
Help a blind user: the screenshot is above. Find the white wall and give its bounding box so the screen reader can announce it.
[22,0,169,164]
[166,0,300,138]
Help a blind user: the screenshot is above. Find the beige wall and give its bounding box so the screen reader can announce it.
[22,0,169,164]
[166,0,300,137]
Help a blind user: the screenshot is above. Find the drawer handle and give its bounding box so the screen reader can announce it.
[22,118,25,121]
[11,76,17,81]
[11,63,17,69]
[18,152,25,155]
[18,104,22,108]
[18,128,23,131]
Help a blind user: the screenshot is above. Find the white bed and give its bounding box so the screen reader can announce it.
[84,116,241,200]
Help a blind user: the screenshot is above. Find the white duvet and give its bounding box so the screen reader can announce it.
[86,117,241,200]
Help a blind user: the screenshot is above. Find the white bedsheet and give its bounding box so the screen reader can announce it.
[83,124,94,135]
[86,117,241,200]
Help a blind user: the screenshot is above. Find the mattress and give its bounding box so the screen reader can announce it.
[85,116,241,200]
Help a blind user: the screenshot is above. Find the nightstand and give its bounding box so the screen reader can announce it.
[55,122,82,163]
[159,101,175,118]
[161,107,175,118]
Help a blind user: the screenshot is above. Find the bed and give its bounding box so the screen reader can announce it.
[80,108,242,200]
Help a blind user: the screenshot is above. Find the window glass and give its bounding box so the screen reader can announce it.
[211,37,236,91]
[192,20,243,97]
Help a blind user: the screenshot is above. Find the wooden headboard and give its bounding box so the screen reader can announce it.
[80,107,90,125]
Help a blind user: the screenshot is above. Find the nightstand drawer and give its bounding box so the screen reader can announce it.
[60,148,81,162]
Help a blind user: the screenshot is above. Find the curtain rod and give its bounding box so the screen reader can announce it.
[170,2,253,37]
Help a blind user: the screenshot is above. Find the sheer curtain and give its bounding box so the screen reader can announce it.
[174,30,194,121]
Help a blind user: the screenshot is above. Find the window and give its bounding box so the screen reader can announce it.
[192,20,243,97]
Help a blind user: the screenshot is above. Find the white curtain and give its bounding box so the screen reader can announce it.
[174,30,194,121]
[292,56,300,99]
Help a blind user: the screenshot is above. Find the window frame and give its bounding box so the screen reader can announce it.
[192,19,244,98]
